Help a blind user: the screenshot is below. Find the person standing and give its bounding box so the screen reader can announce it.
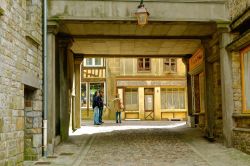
[92,91,101,125]
[98,90,104,124]
[113,94,123,123]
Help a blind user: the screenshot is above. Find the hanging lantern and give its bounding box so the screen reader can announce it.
[135,1,150,26]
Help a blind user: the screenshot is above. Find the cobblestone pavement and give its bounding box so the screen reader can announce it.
[24,121,250,166]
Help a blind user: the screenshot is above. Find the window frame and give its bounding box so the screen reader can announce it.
[160,87,186,110]
[124,88,139,110]
[83,58,103,67]
[241,45,250,113]
[81,82,88,108]
[164,58,177,73]
[81,82,106,109]
[137,58,151,72]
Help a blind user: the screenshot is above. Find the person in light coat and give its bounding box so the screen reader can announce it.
[113,94,123,123]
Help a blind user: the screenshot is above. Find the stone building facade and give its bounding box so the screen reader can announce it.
[106,58,187,121]
[0,0,43,165]
[227,0,250,154]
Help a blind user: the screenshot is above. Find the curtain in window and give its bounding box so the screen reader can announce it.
[161,88,185,109]
[125,88,138,110]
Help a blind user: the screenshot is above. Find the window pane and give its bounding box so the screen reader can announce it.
[167,89,173,109]
[161,89,167,109]
[244,52,250,110]
[145,61,150,70]
[138,58,150,71]
[95,58,102,66]
[86,58,93,66]
[125,88,138,110]
[173,89,179,109]
[81,83,87,107]
[179,90,185,109]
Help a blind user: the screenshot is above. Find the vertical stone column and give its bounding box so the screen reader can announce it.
[58,36,73,141]
[154,87,161,120]
[182,57,194,126]
[204,57,215,140]
[47,21,58,154]
[219,30,234,147]
[138,87,144,119]
[74,54,84,128]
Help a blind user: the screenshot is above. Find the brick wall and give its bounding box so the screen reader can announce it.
[0,0,42,165]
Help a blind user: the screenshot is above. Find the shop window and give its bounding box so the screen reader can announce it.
[81,83,87,108]
[84,58,103,67]
[89,83,105,108]
[138,58,151,71]
[81,82,105,109]
[164,58,177,73]
[125,88,138,110]
[241,46,250,112]
[161,88,185,109]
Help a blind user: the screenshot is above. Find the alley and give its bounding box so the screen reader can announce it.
[24,121,250,166]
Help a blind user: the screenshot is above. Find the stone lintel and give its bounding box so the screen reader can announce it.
[22,72,40,89]
[226,29,250,51]
[232,113,250,119]
[230,7,250,31]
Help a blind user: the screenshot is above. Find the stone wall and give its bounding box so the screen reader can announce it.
[232,52,242,113]
[213,62,223,139]
[228,0,250,20]
[231,52,250,154]
[0,0,42,165]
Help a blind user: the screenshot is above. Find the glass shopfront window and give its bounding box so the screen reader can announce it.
[241,46,250,112]
[125,88,138,110]
[81,82,105,109]
[161,88,185,109]
[81,83,87,108]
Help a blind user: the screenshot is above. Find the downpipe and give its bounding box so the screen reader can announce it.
[42,0,48,157]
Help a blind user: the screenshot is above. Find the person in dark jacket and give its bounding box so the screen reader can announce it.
[92,91,101,125]
[98,90,104,123]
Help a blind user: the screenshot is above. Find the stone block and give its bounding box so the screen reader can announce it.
[25,117,33,129]
[16,117,24,130]
[26,111,42,117]
[0,151,6,160]
[33,134,42,148]
[32,101,42,111]
[0,118,3,132]
[33,117,42,128]
[25,139,32,148]
[25,128,41,134]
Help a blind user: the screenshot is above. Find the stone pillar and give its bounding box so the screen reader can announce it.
[47,21,58,154]
[204,57,215,140]
[138,87,144,119]
[74,54,84,129]
[182,57,194,126]
[219,30,234,147]
[154,87,161,120]
[58,36,73,141]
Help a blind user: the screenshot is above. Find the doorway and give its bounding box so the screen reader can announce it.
[144,88,154,120]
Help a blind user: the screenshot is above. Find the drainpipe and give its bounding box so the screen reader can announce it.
[42,0,48,157]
